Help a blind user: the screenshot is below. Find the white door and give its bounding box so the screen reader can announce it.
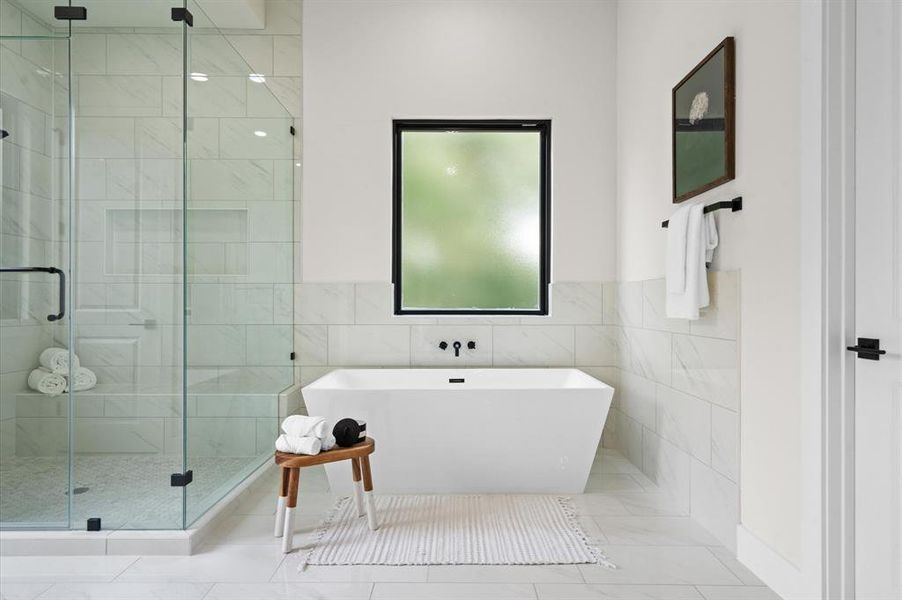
[854,0,902,598]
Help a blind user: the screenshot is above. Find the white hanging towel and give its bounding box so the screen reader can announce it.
[665,203,718,319]
[38,347,79,375]
[28,368,67,397]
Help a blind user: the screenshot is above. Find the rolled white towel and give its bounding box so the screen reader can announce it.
[39,347,79,375]
[68,367,97,392]
[275,434,322,455]
[28,368,67,397]
[321,434,336,452]
[281,415,328,438]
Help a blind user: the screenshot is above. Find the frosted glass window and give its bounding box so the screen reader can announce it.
[393,121,550,314]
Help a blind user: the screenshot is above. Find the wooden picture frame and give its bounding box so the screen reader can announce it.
[672,37,735,203]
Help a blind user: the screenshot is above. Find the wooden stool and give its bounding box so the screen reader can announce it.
[274,437,377,553]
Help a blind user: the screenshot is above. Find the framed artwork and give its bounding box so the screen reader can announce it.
[672,37,735,203]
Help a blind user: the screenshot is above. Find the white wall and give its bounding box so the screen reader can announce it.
[616,0,802,567]
[302,0,617,283]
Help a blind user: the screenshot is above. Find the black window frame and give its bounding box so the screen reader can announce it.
[392,119,552,316]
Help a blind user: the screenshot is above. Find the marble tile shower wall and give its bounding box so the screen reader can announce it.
[5,0,303,459]
[601,272,740,550]
[0,1,66,459]
[295,273,740,549]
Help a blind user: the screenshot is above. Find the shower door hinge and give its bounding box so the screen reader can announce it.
[171,7,194,27]
[290,351,296,361]
[290,126,296,136]
[86,517,101,531]
[54,6,87,20]
[170,470,193,487]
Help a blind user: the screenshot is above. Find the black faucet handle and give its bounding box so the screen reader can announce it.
[439,341,448,350]
[452,341,462,349]
[467,341,476,350]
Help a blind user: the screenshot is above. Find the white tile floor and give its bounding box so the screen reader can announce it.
[0,450,781,600]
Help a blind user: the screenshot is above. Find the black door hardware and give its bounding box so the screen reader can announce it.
[86,517,101,531]
[846,337,887,361]
[0,129,9,140]
[0,267,66,321]
[467,341,476,350]
[54,5,87,20]
[171,7,194,26]
[452,341,462,356]
[171,470,193,487]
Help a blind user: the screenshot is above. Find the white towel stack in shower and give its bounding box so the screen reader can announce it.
[275,415,336,455]
[27,368,67,397]
[30,348,97,395]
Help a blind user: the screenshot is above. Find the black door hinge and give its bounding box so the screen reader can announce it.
[290,351,296,361]
[0,130,9,140]
[846,337,887,361]
[171,7,194,27]
[290,126,296,136]
[54,6,87,20]
[170,470,193,487]
[87,517,101,531]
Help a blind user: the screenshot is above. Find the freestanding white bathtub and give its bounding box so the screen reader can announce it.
[302,368,613,494]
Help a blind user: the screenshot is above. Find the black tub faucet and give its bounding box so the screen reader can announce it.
[438,340,476,357]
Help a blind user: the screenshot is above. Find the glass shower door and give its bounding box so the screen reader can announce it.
[183,0,295,525]
[0,32,73,528]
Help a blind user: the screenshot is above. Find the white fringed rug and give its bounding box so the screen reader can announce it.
[301,495,612,567]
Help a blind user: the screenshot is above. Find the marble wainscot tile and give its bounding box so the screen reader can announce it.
[295,324,328,366]
[76,117,135,159]
[226,35,273,76]
[623,327,672,385]
[602,281,642,326]
[328,325,410,366]
[544,282,603,324]
[616,410,644,468]
[574,325,621,367]
[190,34,255,75]
[410,325,492,367]
[219,118,293,160]
[592,515,721,546]
[642,432,691,511]
[671,334,738,410]
[691,460,740,550]
[655,384,712,463]
[642,278,690,333]
[492,326,574,367]
[354,282,435,325]
[691,270,739,340]
[297,283,355,324]
[711,405,739,481]
[273,36,302,76]
[617,371,655,430]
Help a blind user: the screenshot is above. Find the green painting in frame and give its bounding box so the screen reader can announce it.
[672,37,735,202]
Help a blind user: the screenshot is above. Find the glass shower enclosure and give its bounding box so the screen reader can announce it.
[0,0,295,530]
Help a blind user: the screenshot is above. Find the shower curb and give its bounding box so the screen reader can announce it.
[0,459,277,556]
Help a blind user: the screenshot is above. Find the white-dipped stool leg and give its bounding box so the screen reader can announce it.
[354,481,365,517]
[364,491,379,531]
[274,496,287,537]
[281,506,295,553]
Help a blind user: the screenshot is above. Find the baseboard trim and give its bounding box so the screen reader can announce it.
[737,525,819,600]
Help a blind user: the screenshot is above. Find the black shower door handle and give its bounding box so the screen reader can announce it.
[0,266,66,321]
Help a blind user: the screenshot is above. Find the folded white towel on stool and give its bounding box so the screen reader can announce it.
[281,415,328,438]
[28,368,67,397]
[39,347,79,375]
[275,434,322,455]
[321,434,336,452]
[68,367,97,392]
